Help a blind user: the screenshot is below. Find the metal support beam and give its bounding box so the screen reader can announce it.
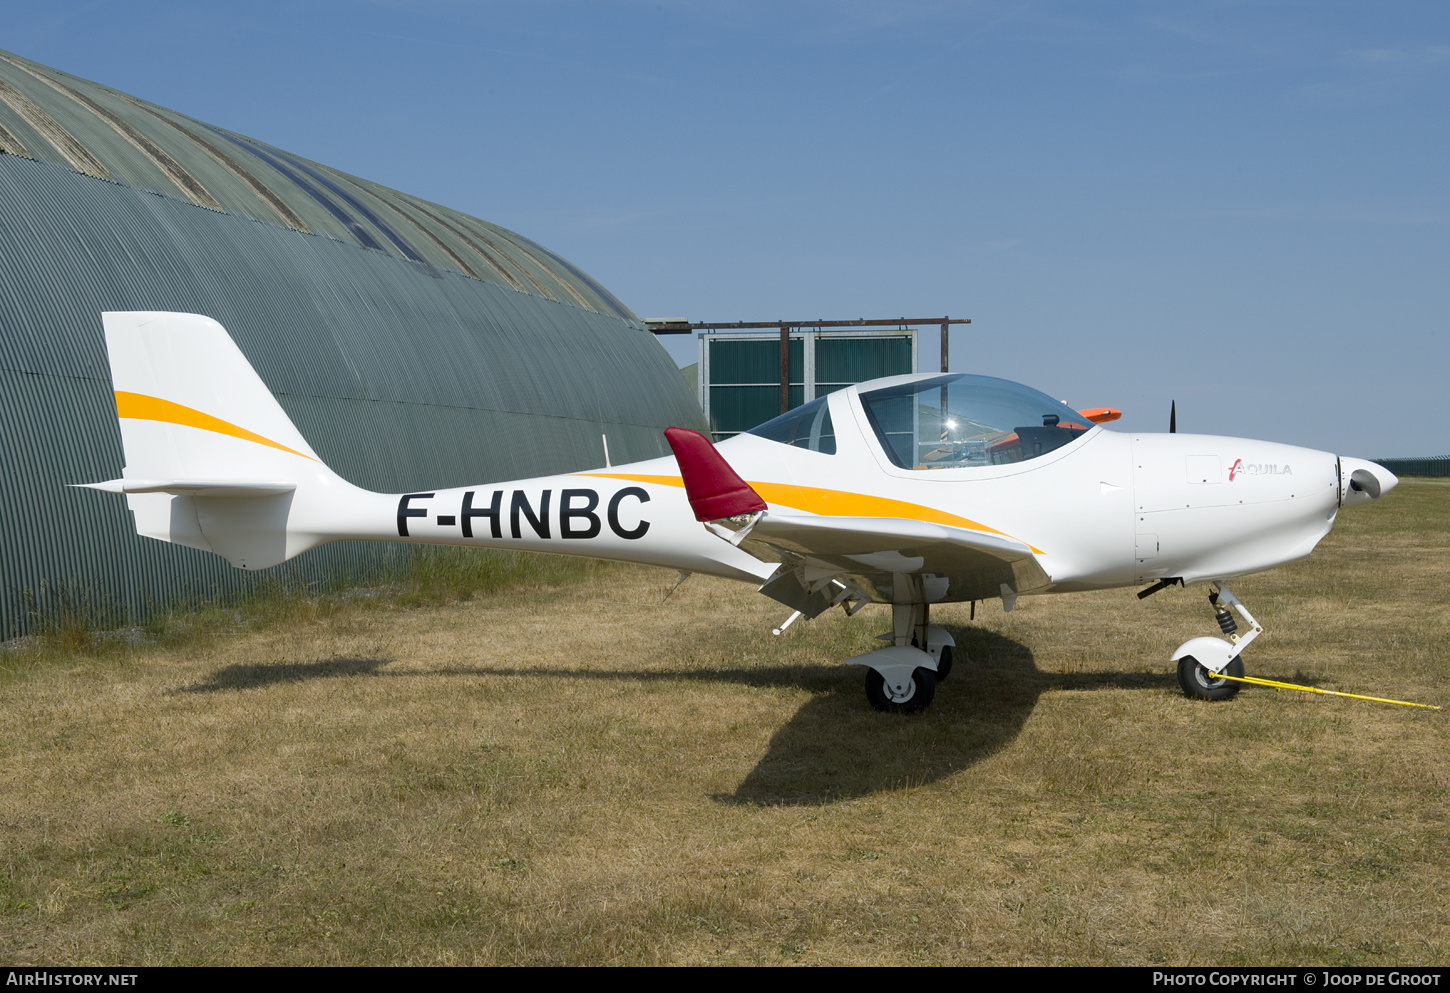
[779,324,790,415]
[646,316,970,335]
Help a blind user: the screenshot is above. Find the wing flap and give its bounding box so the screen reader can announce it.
[748,514,1028,558]
[742,512,1051,602]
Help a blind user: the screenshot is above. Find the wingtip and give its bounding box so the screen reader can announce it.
[663,427,767,522]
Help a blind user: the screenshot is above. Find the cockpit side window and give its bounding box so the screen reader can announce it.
[746,395,837,454]
[860,375,1093,470]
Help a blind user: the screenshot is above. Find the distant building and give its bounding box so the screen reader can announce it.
[0,50,705,636]
[1371,457,1450,478]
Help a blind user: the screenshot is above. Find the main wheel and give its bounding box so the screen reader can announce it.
[934,644,954,683]
[865,667,936,713]
[1177,654,1244,701]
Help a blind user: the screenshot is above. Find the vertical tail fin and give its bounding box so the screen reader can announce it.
[103,311,323,478]
[80,312,353,569]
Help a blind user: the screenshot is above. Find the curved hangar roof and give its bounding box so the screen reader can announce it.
[0,50,704,638]
[0,49,633,319]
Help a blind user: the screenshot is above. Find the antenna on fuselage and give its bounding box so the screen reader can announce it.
[1169,401,1177,434]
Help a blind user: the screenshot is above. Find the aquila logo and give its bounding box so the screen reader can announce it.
[1229,459,1292,481]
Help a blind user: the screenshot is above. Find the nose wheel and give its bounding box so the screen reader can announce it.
[1177,654,1244,701]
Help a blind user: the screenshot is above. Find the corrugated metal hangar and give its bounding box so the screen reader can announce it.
[0,49,706,638]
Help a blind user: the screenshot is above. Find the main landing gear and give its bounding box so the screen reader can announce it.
[1170,582,1263,701]
[850,599,957,714]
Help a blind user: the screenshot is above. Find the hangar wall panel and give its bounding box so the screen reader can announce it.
[0,152,704,637]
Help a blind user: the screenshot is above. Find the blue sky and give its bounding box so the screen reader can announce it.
[7,1,1447,456]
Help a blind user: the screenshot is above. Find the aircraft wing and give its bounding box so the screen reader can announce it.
[662,426,1050,610]
[739,512,1051,607]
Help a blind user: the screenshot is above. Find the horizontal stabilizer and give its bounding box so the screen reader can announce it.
[75,478,297,498]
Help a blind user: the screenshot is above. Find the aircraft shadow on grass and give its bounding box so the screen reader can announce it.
[175,625,1179,805]
[176,655,393,692]
[719,625,1179,806]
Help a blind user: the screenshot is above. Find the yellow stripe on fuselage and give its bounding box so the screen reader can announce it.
[581,471,1041,552]
[114,391,317,462]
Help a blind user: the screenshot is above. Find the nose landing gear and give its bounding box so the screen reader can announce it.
[1170,583,1263,701]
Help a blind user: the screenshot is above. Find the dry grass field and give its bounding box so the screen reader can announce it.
[1,481,1446,966]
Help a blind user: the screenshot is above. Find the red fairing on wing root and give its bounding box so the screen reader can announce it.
[663,427,768,522]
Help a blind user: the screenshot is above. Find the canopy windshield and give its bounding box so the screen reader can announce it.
[860,374,1094,470]
[746,395,836,454]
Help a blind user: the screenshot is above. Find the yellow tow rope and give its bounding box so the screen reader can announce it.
[1211,671,1441,711]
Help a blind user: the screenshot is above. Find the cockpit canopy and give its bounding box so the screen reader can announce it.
[747,373,1095,469]
[861,374,1094,469]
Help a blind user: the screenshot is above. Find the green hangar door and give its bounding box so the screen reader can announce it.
[701,331,916,441]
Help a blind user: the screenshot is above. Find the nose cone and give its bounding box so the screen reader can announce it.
[1340,457,1399,506]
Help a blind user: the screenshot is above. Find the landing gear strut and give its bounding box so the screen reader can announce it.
[850,588,958,713]
[1170,583,1263,701]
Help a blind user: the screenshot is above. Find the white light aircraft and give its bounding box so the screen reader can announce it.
[80,312,1397,713]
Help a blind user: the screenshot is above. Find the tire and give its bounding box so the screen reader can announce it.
[934,644,953,683]
[1177,654,1244,701]
[865,667,936,714]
